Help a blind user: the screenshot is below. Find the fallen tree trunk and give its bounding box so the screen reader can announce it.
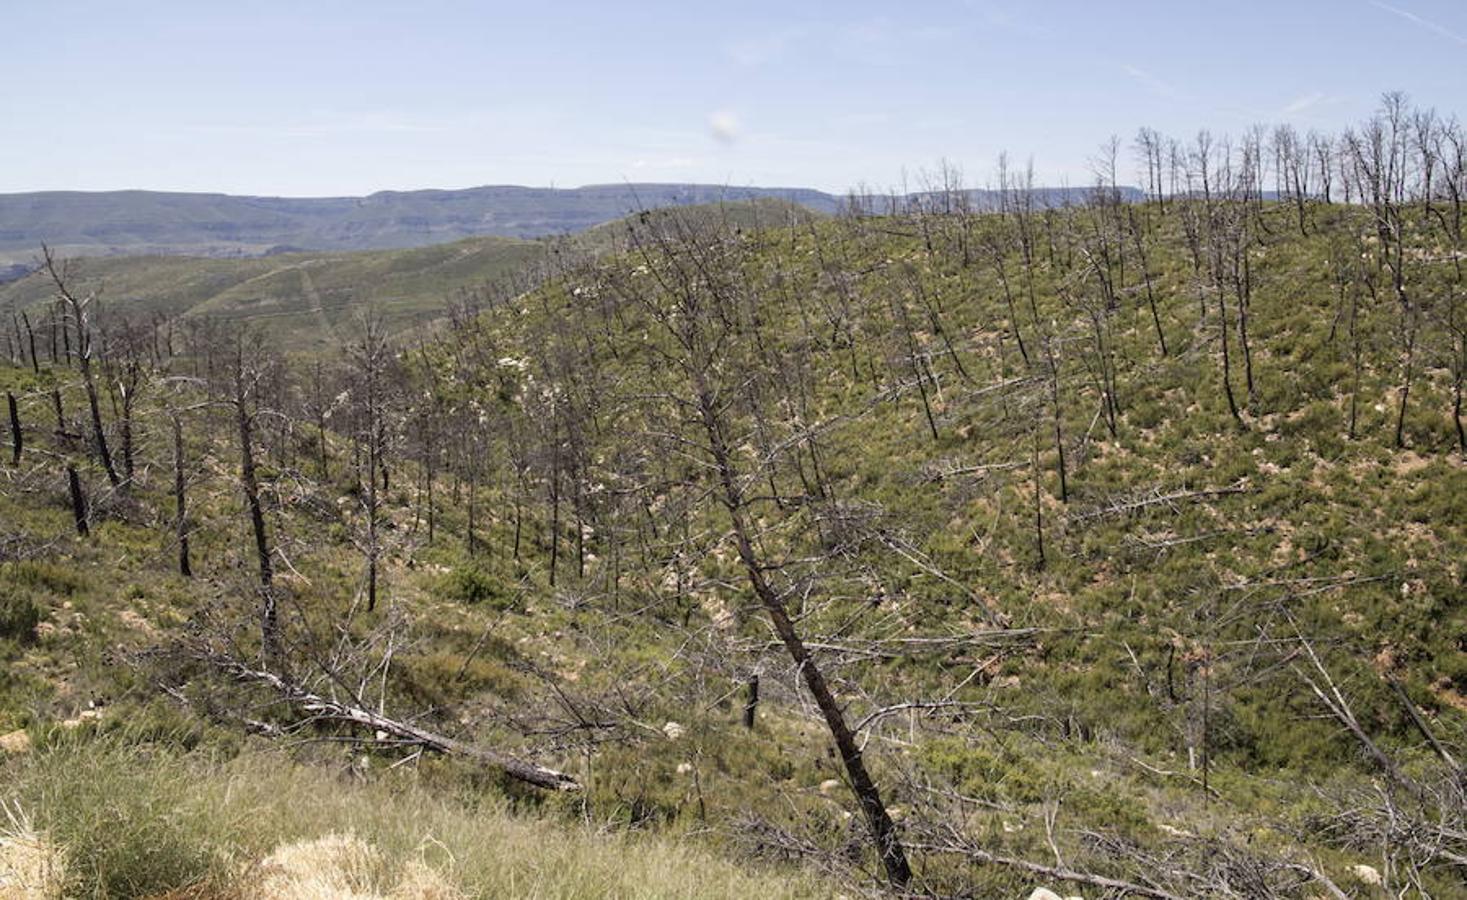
[204,653,581,791]
[908,840,1186,900]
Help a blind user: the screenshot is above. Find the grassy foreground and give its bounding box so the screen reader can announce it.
[0,737,829,899]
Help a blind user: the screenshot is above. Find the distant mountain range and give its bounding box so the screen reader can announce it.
[0,183,1141,270]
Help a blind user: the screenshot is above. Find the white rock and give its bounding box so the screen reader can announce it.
[1027,889,1064,900]
[662,721,685,740]
[818,778,842,796]
[1350,864,1382,885]
[0,729,30,754]
[60,709,102,730]
[676,762,693,774]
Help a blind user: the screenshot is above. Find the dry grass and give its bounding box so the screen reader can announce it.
[249,833,462,900]
[0,803,66,900]
[2,741,829,899]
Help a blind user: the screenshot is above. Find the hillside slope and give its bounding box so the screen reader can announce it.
[0,236,547,352]
[0,199,819,352]
[0,195,1463,897]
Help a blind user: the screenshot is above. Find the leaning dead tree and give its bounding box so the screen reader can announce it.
[606,209,915,887]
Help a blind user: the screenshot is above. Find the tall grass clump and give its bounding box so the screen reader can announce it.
[2,734,829,898]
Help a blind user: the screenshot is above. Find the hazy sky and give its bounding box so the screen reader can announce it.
[3,0,1464,196]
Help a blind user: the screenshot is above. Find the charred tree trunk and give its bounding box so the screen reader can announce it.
[466,466,478,557]
[1129,213,1169,357]
[1042,336,1068,503]
[1235,251,1256,407]
[1395,321,1417,449]
[21,312,39,375]
[66,464,89,537]
[742,674,760,729]
[696,378,912,888]
[6,392,20,465]
[50,389,67,439]
[366,417,380,613]
[1214,270,1244,428]
[233,352,277,663]
[548,440,561,587]
[80,346,118,485]
[44,251,120,486]
[172,412,192,578]
[119,384,136,485]
[1031,419,1046,570]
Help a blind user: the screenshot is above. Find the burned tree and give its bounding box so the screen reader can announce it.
[344,313,399,612]
[605,210,915,887]
[42,247,121,486]
[223,330,280,662]
[6,391,20,465]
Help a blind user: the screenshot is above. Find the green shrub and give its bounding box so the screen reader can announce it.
[0,586,41,644]
[2,560,85,596]
[438,563,514,609]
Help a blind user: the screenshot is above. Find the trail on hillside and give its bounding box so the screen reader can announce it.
[298,267,340,344]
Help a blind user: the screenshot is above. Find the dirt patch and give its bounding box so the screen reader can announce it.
[1392,450,1431,475]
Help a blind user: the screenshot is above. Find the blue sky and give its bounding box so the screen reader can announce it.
[2,0,1463,196]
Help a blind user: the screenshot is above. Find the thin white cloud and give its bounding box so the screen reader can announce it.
[726,19,958,68]
[725,27,808,66]
[1282,91,1327,114]
[960,1,1052,39]
[1369,0,1467,45]
[1123,65,1182,100]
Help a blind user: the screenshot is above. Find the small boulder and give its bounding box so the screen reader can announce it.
[818,778,842,796]
[59,709,101,730]
[661,721,685,741]
[1350,864,1382,885]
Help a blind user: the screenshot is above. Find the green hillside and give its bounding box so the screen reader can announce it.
[1,181,1464,897]
[0,236,549,352]
[0,199,819,355]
